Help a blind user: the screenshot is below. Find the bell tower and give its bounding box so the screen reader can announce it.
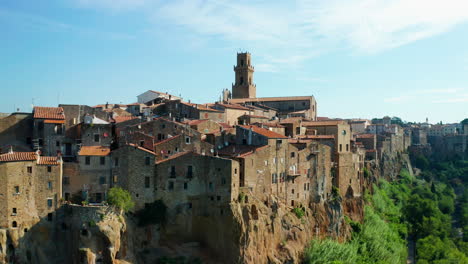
[232,52,256,99]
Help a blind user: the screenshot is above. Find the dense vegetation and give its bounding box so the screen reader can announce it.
[304,154,468,264]
[107,187,135,212]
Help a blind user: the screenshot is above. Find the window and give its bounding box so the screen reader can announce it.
[273,157,277,164]
[339,144,342,152]
[94,134,100,142]
[114,158,119,167]
[99,177,106,185]
[56,141,60,147]
[145,157,150,165]
[184,182,188,190]
[27,166,32,173]
[290,152,295,158]
[63,177,70,185]
[38,121,44,130]
[14,186,19,193]
[272,173,278,183]
[12,221,17,228]
[48,181,52,190]
[145,177,150,188]
[185,137,191,144]
[221,178,226,185]
[264,160,268,166]
[140,140,145,147]
[47,213,52,221]
[47,199,53,208]
[187,165,193,178]
[241,59,244,66]
[168,181,174,190]
[12,208,17,215]
[47,166,52,173]
[292,189,295,194]
[304,183,307,191]
[161,124,166,129]
[240,76,244,85]
[56,124,63,135]
[100,157,105,165]
[209,182,213,191]
[170,166,176,178]
[85,156,91,165]
[157,134,162,140]
[217,196,221,201]
[346,144,349,152]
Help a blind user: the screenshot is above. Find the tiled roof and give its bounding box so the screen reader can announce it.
[187,119,209,126]
[297,135,335,139]
[255,122,284,128]
[238,125,288,139]
[78,146,110,156]
[216,103,250,111]
[154,135,181,146]
[356,134,376,139]
[317,117,331,121]
[34,107,65,120]
[126,143,156,155]
[230,96,312,103]
[44,120,65,124]
[218,122,233,129]
[180,102,222,112]
[302,120,346,126]
[279,117,304,124]
[0,152,36,162]
[156,151,194,164]
[37,156,60,165]
[113,116,138,123]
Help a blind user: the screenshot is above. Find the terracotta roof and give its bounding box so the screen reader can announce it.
[0,152,36,162]
[356,134,375,139]
[126,143,156,155]
[279,117,304,124]
[34,107,65,120]
[113,116,138,123]
[154,135,181,146]
[156,151,193,164]
[238,125,288,139]
[218,122,233,129]
[317,117,331,121]
[44,119,65,124]
[180,102,222,112]
[230,96,312,103]
[187,119,209,126]
[78,146,110,156]
[302,120,346,126]
[37,156,60,165]
[297,135,335,139]
[216,103,250,111]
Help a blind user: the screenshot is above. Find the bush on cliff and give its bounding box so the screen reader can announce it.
[107,187,134,212]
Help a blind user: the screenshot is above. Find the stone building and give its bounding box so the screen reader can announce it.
[137,90,182,105]
[154,151,240,252]
[76,146,112,203]
[231,52,256,99]
[164,100,225,123]
[0,112,33,152]
[212,103,251,126]
[112,144,156,210]
[237,114,270,125]
[32,106,66,156]
[0,150,62,230]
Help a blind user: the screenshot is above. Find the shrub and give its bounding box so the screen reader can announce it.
[363,167,371,178]
[106,187,134,212]
[292,207,305,219]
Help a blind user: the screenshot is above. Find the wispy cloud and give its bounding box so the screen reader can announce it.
[0,7,135,39]
[68,0,468,69]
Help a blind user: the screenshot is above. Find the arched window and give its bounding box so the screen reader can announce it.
[249,77,252,84]
[240,77,244,85]
[12,221,17,228]
[241,59,244,66]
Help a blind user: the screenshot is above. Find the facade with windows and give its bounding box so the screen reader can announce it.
[0,151,62,230]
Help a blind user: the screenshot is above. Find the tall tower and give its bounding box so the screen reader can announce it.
[232,52,256,99]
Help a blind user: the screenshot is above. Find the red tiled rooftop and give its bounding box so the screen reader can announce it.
[0,152,36,162]
[239,114,269,119]
[37,156,60,165]
[239,125,288,139]
[187,119,209,126]
[113,116,138,123]
[33,106,65,120]
[78,146,110,156]
[126,143,156,155]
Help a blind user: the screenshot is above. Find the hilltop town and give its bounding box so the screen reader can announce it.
[0,53,467,263]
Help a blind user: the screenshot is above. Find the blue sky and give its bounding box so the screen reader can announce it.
[1,0,468,123]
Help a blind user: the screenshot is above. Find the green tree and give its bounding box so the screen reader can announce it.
[107,187,134,212]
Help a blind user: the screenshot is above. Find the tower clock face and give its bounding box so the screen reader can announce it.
[342,130,347,135]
